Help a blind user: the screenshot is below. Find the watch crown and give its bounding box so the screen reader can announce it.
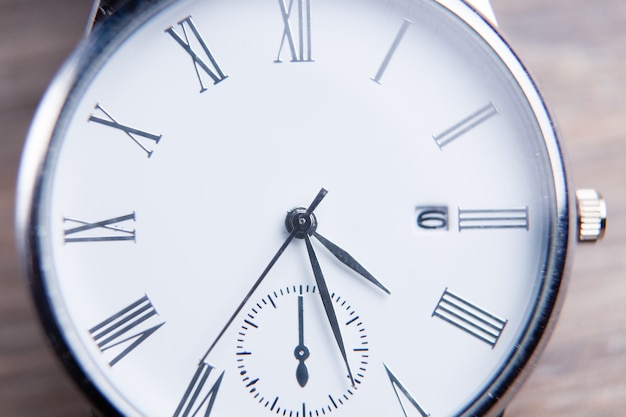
[576,189,607,242]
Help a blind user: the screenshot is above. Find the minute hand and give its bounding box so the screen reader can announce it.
[304,235,355,387]
[313,232,390,294]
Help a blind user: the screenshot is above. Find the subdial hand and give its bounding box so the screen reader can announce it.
[294,295,310,387]
[304,235,355,387]
[313,232,390,294]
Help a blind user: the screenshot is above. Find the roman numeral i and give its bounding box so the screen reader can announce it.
[371,18,412,84]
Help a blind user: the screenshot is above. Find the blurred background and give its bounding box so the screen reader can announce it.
[0,0,624,416]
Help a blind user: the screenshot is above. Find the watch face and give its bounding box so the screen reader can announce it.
[16,0,570,416]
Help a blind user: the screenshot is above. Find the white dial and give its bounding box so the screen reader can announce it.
[17,0,569,416]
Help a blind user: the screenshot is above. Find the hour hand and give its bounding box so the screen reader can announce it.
[313,232,390,294]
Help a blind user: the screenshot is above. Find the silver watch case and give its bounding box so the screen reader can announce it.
[15,0,573,416]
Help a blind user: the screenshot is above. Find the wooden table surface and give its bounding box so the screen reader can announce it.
[1,1,624,416]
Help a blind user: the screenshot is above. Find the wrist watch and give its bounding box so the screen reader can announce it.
[15,0,607,416]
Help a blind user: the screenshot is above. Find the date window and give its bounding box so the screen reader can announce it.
[415,206,449,231]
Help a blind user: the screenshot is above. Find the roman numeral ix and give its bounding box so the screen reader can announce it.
[89,294,165,366]
[166,16,228,93]
[433,288,507,348]
[64,212,136,243]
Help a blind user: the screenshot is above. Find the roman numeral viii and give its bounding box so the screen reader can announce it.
[432,288,507,348]
[276,0,313,62]
[173,362,225,417]
[64,212,136,243]
[166,16,228,93]
[89,295,165,366]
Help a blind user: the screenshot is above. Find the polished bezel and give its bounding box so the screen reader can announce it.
[15,0,572,416]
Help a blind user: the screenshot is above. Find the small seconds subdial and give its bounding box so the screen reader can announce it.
[236,285,369,416]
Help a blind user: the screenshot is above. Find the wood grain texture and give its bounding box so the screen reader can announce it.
[0,1,624,416]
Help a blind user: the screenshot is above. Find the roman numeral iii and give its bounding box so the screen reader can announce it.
[166,16,228,93]
[173,362,225,417]
[64,212,136,243]
[458,207,529,231]
[89,295,165,366]
[276,0,313,62]
[432,288,507,348]
[89,104,162,157]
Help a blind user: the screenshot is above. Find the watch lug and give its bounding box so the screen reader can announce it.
[87,0,134,34]
[464,0,498,27]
